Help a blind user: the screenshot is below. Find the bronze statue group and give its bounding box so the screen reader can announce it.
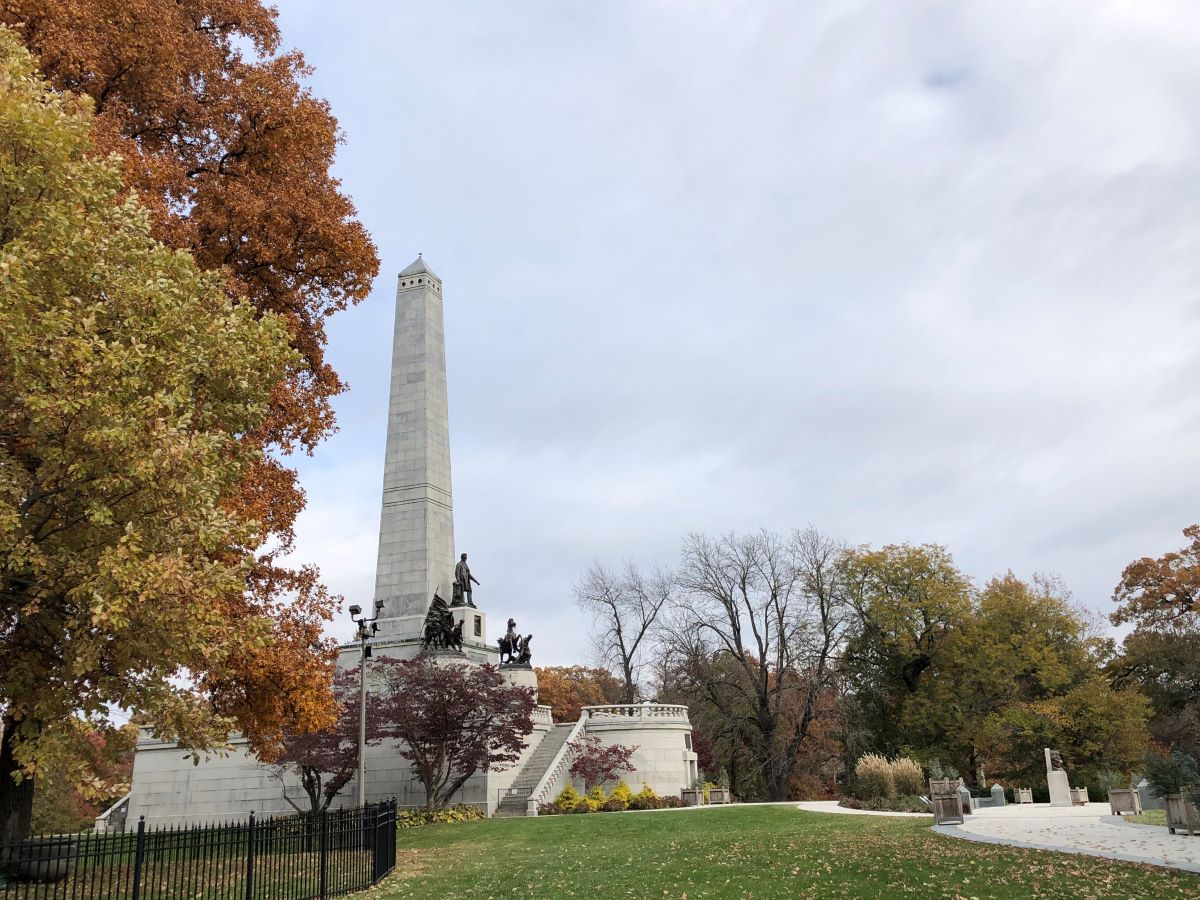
[420,553,532,665]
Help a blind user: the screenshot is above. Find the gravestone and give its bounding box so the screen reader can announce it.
[990,784,1006,807]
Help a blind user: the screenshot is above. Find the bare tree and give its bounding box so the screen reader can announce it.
[663,527,849,801]
[574,562,672,703]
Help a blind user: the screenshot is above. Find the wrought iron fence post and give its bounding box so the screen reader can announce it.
[130,816,147,900]
[245,811,256,900]
[317,808,328,900]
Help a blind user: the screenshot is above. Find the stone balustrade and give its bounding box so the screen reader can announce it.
[533,704,554,725]
[581,704,690,724]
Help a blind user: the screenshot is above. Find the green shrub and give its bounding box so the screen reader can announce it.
[659,795,683,808]
[396,804,485,828]
[605,781,632,811]
[628,785,661,811]
[838,795,928,814]
[554,784,583,813]
[1144,749,1200,798]
[891,757,925,796]
[586,785,608,807]
[852,753,895,800]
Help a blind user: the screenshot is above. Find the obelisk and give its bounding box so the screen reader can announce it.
[372,256,456,638]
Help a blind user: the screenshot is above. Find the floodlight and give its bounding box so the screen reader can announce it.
[375,599,384,610]
[348,604,362,617]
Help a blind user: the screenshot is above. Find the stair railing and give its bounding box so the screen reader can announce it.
[527,716,588,814]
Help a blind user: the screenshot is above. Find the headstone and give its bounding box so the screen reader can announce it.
[957,784,973,814]
[990,784,1006,807]
[1044,748,1072,808]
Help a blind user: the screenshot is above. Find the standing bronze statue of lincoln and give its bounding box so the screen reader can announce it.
[454,552,480,608]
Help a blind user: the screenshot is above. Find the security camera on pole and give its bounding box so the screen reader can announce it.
[348,599,384,807]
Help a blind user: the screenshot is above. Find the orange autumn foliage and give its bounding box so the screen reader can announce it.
[534,666,624,724]
[1,0,380,754]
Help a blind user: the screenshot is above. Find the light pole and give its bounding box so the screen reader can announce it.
[347,600,383,807]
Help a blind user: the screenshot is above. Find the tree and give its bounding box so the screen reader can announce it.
[566,735,637,789]
[31,721,136,834]
[574,562,671,702]
[3,0,381,761]
[665,528,849,801]
[901,573,1132,785]
[270,668,388,813]
[1111,525,1200,755]
[378,657,535,811]
[533,666,624,723]
[978,676,1150,790]
[1113,525,1200,628]
[0,30,327,844]
[840,543,972,754]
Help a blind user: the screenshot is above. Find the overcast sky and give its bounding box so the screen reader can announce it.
[273,1,1200,666]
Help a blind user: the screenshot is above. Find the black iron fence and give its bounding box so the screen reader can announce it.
[0,801,397,900]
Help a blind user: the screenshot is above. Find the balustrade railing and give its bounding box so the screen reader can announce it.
[581,704,689,722]
[533,705,554,725]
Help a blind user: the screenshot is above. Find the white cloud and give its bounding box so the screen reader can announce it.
[276,0,1200,665]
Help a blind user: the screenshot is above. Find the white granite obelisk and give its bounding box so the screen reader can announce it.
[373,256,456,639]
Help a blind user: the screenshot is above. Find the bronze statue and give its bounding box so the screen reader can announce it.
[515,633,532,666]
[498,618,521,664]
[1049,750,1064,771]
[454,553,480,608]
[421,592,463,652]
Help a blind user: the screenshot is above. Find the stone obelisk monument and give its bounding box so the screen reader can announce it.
[373,256,456,639]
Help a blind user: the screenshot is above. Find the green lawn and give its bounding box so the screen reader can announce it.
[373,805,1200,899]
[1127,809,1167,827]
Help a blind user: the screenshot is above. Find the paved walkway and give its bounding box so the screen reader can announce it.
[796,800,1200,873]
[937,803,1200,874]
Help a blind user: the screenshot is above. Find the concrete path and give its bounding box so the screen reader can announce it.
[935,803,1200,874]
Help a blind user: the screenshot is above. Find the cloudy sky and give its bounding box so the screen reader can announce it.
[273,1,1200,666]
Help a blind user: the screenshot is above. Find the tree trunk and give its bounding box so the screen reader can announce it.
[0,717,35,849]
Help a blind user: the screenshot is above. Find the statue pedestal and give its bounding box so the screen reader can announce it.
[499,664,538,700]
[450,606,488,650]
[1047,771,1072,807]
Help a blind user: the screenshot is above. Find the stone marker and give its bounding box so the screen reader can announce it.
[1045,748,1072,808]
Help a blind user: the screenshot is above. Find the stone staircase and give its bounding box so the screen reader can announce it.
[494,723,576,816]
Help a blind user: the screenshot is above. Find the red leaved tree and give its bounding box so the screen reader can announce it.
[269,668,388,813]
[567,735,637,789]
[378,657,535,811]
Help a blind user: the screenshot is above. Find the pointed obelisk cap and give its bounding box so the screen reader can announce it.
[398,253,440,281]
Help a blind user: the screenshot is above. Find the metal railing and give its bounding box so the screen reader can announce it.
[496,787,533,808]
[0,802,397,900]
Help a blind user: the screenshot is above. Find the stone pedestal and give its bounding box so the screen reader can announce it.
[450,606,488,650]
[500,665,538,700]
[1047,771,1072,807]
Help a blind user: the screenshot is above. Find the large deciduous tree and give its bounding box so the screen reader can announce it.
[1110,525,1200,755]
[902,573,1146,786]
[1,0,380,761]
[378,657,535,811]
[270,668,388,814]
[533,666,623,723]
[664,528,849,802]
[0,30,326,844]
[574,562,671,702]
[839,543,972,754]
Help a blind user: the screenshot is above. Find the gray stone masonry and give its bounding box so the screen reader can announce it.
[374,258,455,637]
[496,724,576,816]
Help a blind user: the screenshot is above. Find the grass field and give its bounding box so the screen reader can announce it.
[374,805,1200,899]
[1127,809,1168,827]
